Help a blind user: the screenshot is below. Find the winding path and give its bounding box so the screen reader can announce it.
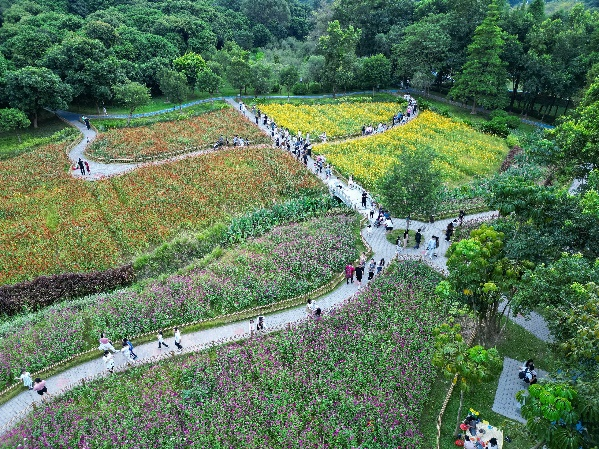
[0,95,555,434]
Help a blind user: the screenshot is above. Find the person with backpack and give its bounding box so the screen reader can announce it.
[123,338,138,360]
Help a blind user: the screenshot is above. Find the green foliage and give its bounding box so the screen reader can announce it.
[0,108,30,141]
[173,52,207,87]
[517,383,588,449]
[113,81,151,124]
[157,68,189,107]
[377,147,442,217]
[318,20,361,96]
[4,66,73,127]
[359,53,391,90]
[449,0,508,112]
[279,65,299,97]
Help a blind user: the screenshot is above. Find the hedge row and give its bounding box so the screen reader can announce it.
[0,264,135,317]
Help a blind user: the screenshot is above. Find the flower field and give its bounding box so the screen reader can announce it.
[0,143,323,285]
[0,214,359,390]
[87,108,271,161]
[315,110,509,188]
[259,101,401,139]
[1,261,442,448]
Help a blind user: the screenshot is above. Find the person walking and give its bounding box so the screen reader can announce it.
[123,338,138,360]
[359,252,367,268]
[367,259,376,281]
[174,327,183,352]
[98,333,118,353]
[355,264,364,285]
[426,237,436,259]
[121,342,136,365]
[306,299,316,317]
[103,351,115,373]
[377,258,385,275]
[157,330,169,349]
[84,161,90,175]
[345,263,355,284]
[413,229,422,249]
[256,316,265,331]
[361,191,367,208]
[445,222,454,241]
[402,230,409,249]
[33,378,49,399]
[19,369,33,390]
[77,158,85,175]
[84,118,90,130]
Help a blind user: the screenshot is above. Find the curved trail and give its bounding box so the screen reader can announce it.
[0,97,553,434]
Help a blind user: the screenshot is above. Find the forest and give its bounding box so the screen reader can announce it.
[0,0,598,126]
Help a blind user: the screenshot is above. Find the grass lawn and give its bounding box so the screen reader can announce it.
[420,319,557,449]
[0,114,68,159]
[386,228,417,245]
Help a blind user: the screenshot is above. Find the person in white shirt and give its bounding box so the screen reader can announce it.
[19,369,33,390]
[121,342,136,365]
[306,299,316,317]
[174,327,182,352]
[103,351,115,374]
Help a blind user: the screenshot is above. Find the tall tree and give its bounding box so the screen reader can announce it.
[449,0,508,113]
[279,65,299,99]
[318,20,361,97]
[173,52,207,88]
[113,81,150,126]
[4,66,72,128]
[157,69,189,109]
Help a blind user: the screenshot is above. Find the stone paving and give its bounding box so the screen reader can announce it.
[1,97,558,432]
[492,357,548,423]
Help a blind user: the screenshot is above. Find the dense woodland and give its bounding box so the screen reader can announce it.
[0,0,598,126]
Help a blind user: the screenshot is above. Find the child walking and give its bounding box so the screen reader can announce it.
[157,330,169,349]
[103,351,115,374]
[19,369,33,390]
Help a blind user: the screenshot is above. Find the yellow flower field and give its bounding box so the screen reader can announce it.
[259,102,401,139]
[315,110,509,188]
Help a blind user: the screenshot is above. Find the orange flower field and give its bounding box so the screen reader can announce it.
[0,143,323,285]
[87,108,271,161]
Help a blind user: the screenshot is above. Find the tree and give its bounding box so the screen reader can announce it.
[173,52,207,88]
[251,62,272,95]
[227,58,252,96]
[4,66,72,128]
[439,225,523,343]
[449,0,508,113]
[0,108,30,143]
[196,68,221,94]
[552,77,599,178]
[318,20,361,97]
[359,54,391,93]
[241,0,291,38]
[376,147,442,218]
[279,65,299,99]
[113,82,150,126]
[157,69,189,109]
[432,323,502,438]
[392,16,451,92]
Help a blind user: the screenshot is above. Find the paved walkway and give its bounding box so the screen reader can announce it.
[492,357,548,423]
[1,96,556,433]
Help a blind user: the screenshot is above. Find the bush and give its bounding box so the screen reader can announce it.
[270,83,281,93]
[0,264,135,317]
[308,81,322,94]
[291,82,309,95]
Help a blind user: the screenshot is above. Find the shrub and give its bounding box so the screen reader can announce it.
[308,81,322,94]
[0,264,135,317]
[291,82,309,95]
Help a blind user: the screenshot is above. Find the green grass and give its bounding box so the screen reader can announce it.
[386,228,417,245]
[0,114,68,159]
[420,319,556,449]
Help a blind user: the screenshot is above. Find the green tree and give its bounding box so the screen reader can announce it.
[359,54,391,93]
[113,81,151,126]
[392,16,451,93]
[227,58,252,96]
[432,323,502,438]
[173,52,207,87]
[251,62,272,95]
[439,225,523,343]
[318,20,361,97]
[279,65,299,99]
[4,66,72,128]
[0,108,30,143]
[376,147,442,218]
[449,0,508,113]
[552,77,599,177]
[196,68,221,94]
[158,69,189,109]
